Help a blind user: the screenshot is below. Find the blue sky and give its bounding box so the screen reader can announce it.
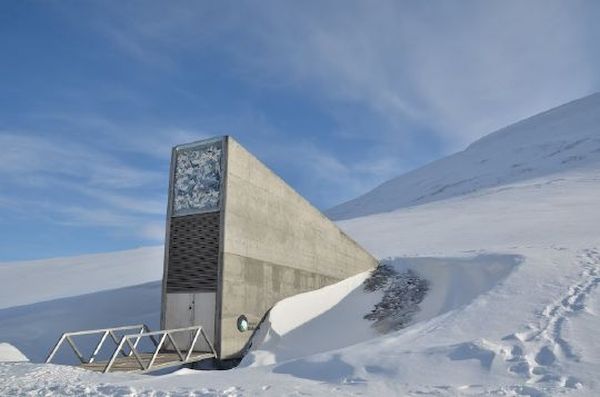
[1,1,599,261]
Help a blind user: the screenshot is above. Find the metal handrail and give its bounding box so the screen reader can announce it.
[46,324,216,373]
[102,325,216,373]
[50,324,148,337]
[45,324,155,364]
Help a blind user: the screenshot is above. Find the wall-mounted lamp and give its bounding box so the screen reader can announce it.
[236,315,259,332]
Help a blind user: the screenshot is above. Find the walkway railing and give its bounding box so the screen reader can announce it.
[46,324,216,373]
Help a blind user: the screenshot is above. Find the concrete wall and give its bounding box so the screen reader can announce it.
[218,137,377,358]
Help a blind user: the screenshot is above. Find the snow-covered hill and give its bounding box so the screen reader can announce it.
[328,92,600,220]
[0,246,163,309]
[1,93,600,396]
[0,247,163,363]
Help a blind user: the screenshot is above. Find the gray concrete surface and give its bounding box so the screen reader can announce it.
[162,136,377,360]
[218,138,377,358]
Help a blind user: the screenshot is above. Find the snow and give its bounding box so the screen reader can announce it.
[0,344,28,362]
[2,92,600,395]
[382,255,521,325]
[328,175,600,395]
[0,281,161,363]
[0,246,163,309]
[240,272,382,367]
[328,92,600,220]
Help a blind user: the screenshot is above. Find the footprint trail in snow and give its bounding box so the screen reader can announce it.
[501,248,600,391]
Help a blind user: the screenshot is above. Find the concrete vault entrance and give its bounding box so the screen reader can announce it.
[161,136,377,360]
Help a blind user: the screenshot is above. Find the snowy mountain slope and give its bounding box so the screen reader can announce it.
[0,246,163,309]
[0,246,163,363]
[0,282,161,363]
[328,92,600,220]
[328,173,600,394]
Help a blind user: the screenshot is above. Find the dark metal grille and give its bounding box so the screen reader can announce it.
[167,212,220,292]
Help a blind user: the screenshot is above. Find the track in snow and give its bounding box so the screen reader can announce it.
[501,248,600,391]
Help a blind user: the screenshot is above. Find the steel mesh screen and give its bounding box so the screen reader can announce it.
[166,212,220,292]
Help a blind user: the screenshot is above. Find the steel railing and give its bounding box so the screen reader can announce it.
[46,324,216,373]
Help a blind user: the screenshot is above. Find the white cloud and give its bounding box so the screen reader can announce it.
[258,139,405,206]
[139,222,166,241]
[56,206,137,228]
[6,0,599,224]
[125,128,211,159]
[76,187,166,215]
[0,132,162,189]
[232,1,597,149]
[23,112,212,160]
[53,205,165,242]
[0,132,168,238]
[88,0,600,173]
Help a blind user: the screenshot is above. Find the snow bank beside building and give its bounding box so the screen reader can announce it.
[242,253,521,367]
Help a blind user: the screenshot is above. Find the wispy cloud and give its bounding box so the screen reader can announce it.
[0,133,163,189]
[139,221,166,241]
[55,205,164,242]
[85,0,599,171]
[2,1,599,259]
[0,131,167,241]
[258,139,405,206]
[24,112,211,160]
[76,187,166,215]
[56,206,138,228]
[228,1,596,149]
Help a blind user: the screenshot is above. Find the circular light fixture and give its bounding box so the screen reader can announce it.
[237,315,249,332]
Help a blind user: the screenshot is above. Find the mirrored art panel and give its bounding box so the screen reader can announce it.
[173,140,223,216]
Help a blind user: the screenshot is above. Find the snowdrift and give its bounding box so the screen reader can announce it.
[242,254,520,367]
[0,246,163,309]
[0,343,28,363]
[0,246,163,363]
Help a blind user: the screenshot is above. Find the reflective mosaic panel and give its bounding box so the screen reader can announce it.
[173,141,222,215]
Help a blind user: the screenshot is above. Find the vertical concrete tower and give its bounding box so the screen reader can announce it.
[161,136,377,360]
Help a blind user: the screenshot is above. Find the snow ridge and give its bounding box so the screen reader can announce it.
[328,92,600,220]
